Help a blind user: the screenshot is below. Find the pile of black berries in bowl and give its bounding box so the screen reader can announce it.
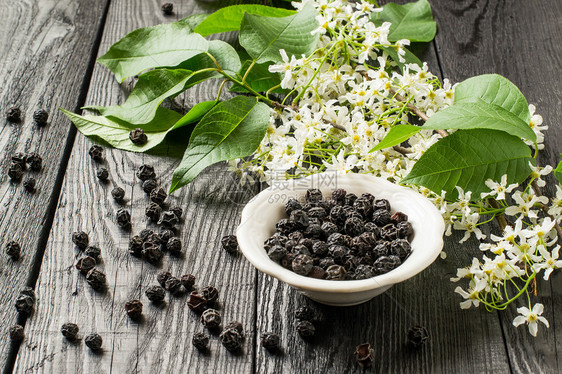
[237,173,445,306]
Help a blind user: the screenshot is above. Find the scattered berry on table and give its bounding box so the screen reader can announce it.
[15,287,36,315]
[6,107,21,123]
[33,109,48,126]
[166,237,182,257]
[221,235,238,254]
[145,202,162,222]
[8,162,23,181]
[150,187,167,206]
[142,178,157,194]
[224,321,244,335]
[187,291,207,313]
[142,241,163,263]
[72,231,89,249]
[23,177,36,192]
[11,153,26,169]
[85,246,101,261]
[158,210,178,228]
[161,2,174,15]
[129,128,148,145]
[407,325,429,348]
[180,274,195,290]
[25,152,42,171]
[192,332,209,351]
[86,268,106,291]
[200,286,219,304]
[296,320,315,338]
[156,271,172,287]
[169,205,183,219]
[128,235,143,257]
[219,327,243,352]
[201,309,222,329]
[111,187,125,202]
[96,167,109,182]
[6,241,21,261]
[116,208,131,229]
[260,332,280,352]
[75,256,97,274]
[60,323,79,341]
[9,324,24,344]
[139,229,155,241]
[84,333,103,351]
[136,164,155,181]
[159,228,174,244]
[125,299,143,319]
[88,145,103,162]
[354,343,374,368]
[295,306,314,322]
[164,276,183,295]
[145,285,166,303]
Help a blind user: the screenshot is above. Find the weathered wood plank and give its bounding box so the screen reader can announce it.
[13,1,257,373]
[255,2,511,373]
[432,0,562,372]
[0,0,109,370]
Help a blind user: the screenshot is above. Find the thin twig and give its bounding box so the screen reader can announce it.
[488,198,507,231]
[390,89,449,138]
[531,179,562,240]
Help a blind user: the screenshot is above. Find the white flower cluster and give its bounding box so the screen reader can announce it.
[230,0,454,185]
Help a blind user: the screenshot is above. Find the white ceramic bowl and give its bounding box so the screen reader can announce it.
[236,172,445,306]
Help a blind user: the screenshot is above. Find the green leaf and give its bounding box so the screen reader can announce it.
[229,59,284,94]
[381,45,422,69]
[454,74,531,123]
[61,107,183,152]
[402,129,533,199]
[97,23,208,82]
[374,0,436,42]
[178,14,209,29]
[370,124,420,152]
[172,100,218,131]
[170,96,270,192]
[239,3,319,64]
[87,69,195,125]
[193,5,295,36]
[176,40,241,78]
[554,158,562,185]
[422,101,536,141]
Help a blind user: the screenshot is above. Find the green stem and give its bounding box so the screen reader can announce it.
[242,60,256,85]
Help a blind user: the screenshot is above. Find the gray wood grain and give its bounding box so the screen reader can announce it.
[13,1,258,373]
[0,0,109,370]
[432,0,562,372]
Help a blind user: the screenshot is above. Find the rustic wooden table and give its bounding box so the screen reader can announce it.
[0,0,560,373]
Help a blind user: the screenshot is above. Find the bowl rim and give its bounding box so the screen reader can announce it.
[236,172,445,293]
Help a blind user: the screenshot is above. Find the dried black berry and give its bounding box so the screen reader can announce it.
[353,264,375,280]
[325,264,346,280]
[88,145,103,162]
[159,228,174,244]
[364,222,380,236]
[296,320,315,338]
[26,152,42,171]
[111,187,125,202]
[169,205,183,219]
[260,332,280,351]
[192,332,209,351]
[292,244,311,256]
[75,256,97,274]
[150,187,167,206]
[188,291,208,313]
[329,245,348,265]
[380,223,398,241]
[309,266,325,279]
[221,234,238,254]
[224,321,244,334]
[344,193,357,206]
[142,241,163,263]
[391,211,408,224]
[267,245,286,262]
[139,229,154,241]
[292,254,313,276]
[72,231,89,249]
[373,255,401,274]
[23,177,36,192]
[167,237,182,256]
[136,164,155,181]
[307,207,327,221]
[12,152,26,169]
[6,241,21,261]
[61,323,79,341]
[145,285,166,303]
[311,241,329,257]
[351,232,377,256]
[85,246,101,261]
[96,167,109,182]
[86,268,106,291]
[397,221,413,238]
[305,188,323,203]
[125,299,143,319]
[129,128,147,145]
[158,210,178,227]
[304,223,323,239]
[290,209,309,229]
[288,231,304,242]
[329,205,347,225]
[161,2,174,15]
[145,202,162,222]
[344,217,364,237]
[84,333,103,351]
[372,209,391,227]
[331,188,347,202]
[285,198,302,215]
[220,328,243,352]
[354,343,374,368]
[141,179,157,195]
[374,198,390,211]
[180,274,196,290]
[372,242,389,258]
[154,272,171,289]
[116,208,131,229]
[9,324,24,344]
[200,286,219,304]
[15,295,34,315]
[33,109,48,126]
[319,257,335,269]
[407,325,429,348]
[361,192,375,203]
[353,197,373,219]
[389,239,411,260]
[165,276,184,295]
[275,218,295,235]
[8,162,23,181]
[201,309,222,329]
[128,236,143,257]
[6,107,21,123]
[295,306,314,321]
